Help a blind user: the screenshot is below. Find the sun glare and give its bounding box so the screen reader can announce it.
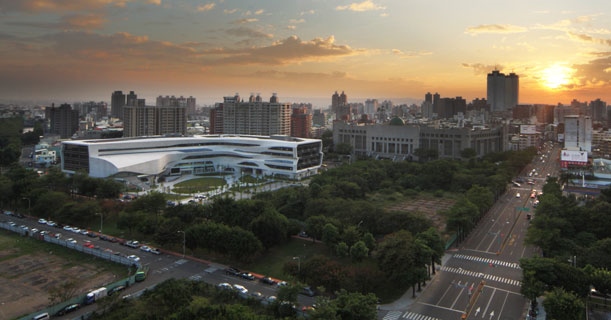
[541,64,572,89]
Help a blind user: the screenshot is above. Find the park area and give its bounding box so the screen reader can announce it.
[0,231,123,319]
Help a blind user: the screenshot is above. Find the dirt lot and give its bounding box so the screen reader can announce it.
[386,197,455,234]
[0,236,117,320]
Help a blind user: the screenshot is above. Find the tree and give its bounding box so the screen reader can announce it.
[349,241,369,262]
[465,184,494,216]
[249,209,289,249]
[117,210,146,235]
[543,287,585,320]
[376,230,417,288]
[416,228,445,275]
[334,289,378,320]
[334,142,353,155]
[322,223,340,248]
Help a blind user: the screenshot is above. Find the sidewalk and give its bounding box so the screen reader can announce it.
[377,252,453,311]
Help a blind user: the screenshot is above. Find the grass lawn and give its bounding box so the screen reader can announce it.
[172,177,226,194]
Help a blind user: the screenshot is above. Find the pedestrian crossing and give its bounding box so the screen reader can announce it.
[383,310,440,320]
[453,254,521,269]
[440,266,522,287]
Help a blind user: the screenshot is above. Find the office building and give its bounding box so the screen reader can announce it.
[111,91,126,119]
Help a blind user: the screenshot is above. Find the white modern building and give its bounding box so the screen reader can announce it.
[61,135,323,180]
[564,114,592,153]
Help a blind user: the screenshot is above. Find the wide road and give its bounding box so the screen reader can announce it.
[382,142,560,320]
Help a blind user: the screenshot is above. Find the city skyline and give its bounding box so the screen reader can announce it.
[1,0,611,107]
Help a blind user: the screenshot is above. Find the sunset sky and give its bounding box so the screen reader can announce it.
[1,0,611,107]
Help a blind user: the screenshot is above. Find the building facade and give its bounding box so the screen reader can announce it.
[487,70,519,112]
[45,103,80,139]
[564,114,592,153]
[218,93,291,136]
[61,135,323,180]
[291,106,312,138]
[123,105,187,137]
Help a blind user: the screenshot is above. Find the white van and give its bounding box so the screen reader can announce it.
[32,313,50,320]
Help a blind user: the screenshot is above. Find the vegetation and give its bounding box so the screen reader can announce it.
[520,178,611,316]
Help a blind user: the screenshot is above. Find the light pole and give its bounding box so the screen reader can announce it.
[177,231,185,258]
[96,212,103,233]
[22,197,30,215]
[292,256,300,273]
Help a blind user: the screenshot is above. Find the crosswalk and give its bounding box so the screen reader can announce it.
[452,254,521,269]
[383,310,441,320]
[440,266,522,287]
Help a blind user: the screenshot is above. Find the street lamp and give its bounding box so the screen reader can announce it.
[22,197,30,215]
[177,231,185,258]
[96,212,103,233]
[292,256,300,272]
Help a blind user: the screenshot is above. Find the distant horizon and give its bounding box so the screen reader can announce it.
[2,1,610,107]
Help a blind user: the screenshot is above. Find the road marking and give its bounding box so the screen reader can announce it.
[382,310,402,320]
[452,254,521,269]
[440,266,522,287]
[401,311,440,320]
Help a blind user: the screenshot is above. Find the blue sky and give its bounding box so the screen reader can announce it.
[1,0,610,107]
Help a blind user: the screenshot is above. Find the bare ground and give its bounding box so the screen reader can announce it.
[0,249,116,320]
[386,197,456,235]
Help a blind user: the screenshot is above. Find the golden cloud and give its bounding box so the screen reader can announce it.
[197,3,215,12]
[465,24,527,35]
[336,0,385,12]
[0,0,158,12]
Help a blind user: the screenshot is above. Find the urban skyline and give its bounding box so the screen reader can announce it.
[1,0,611,106]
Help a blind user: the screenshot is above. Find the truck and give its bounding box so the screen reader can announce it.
[84,287,108,305]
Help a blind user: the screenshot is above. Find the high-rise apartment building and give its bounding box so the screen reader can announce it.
[487,71,519,112]
[111,91,126,119]
[590,98,606,123]
[332,91,348,119]
[564,114,592,153]
[46,103,80,139]
[215,93,291,136]
[291,106,312,138]
[155,95,196,115]
[123,105,186,137]
[312,109,326,127]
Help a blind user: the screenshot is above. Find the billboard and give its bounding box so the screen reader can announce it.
[560,150,588,163]
[520,125,537,134]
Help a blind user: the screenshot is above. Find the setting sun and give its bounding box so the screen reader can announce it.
[541,64,573,89]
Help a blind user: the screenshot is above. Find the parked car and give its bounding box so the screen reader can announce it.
[127,255,140,262]
[301,286,316,297]
[261,276,277,285]
[225,267,241,276]
[66,238,77,244]
[108,285,126,296]
[38,218,47,224]
[241,272,255,281]
[217,282,233,290]
[46,220,56,227]
[125,240,141,248]
[233,284,248,295]
[56,303,80,316]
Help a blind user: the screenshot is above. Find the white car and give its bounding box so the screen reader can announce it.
[217,282,233,290]
[38,218,47,224]
[140,245,151,252]
[516,193,521,198]
[46,220,57,227]
[66,238,77,244]
[233,284,248,295]
[63,225,73,232]
[127,255,141,262]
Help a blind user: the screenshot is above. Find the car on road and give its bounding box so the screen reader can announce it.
[56,303,80,316]
[250,291,263,299]
[46,220,56,227]
[38,218,47,224]
[66,238,77,244]
[83,241,95,248]
[516,193,520,198]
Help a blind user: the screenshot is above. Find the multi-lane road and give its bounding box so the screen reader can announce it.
[382,143,559,320]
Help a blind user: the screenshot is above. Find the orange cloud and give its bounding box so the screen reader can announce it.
[61,14,106,30]
[465,24,527,35]
[197,3,215,12]
[0,0,153,12]
[215,35,359,65]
